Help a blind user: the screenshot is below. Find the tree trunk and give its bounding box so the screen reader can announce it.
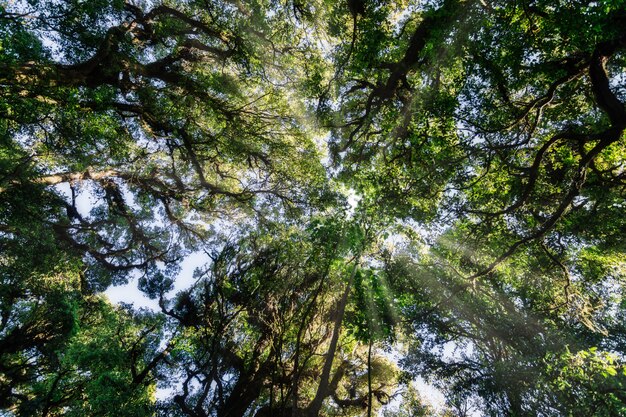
[306,260,359,417]
[367,335,372,417]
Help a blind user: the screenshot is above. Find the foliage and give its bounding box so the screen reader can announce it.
[1,0,626,416]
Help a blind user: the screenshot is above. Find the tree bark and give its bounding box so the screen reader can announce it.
[367,335,372,417]
[306,259,359,417]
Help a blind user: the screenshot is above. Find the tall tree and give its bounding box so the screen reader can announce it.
[327,0,626,415]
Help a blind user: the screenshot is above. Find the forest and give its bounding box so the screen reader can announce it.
[1,0,626,416]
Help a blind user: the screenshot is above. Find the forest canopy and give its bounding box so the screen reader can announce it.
[1,0,626,416]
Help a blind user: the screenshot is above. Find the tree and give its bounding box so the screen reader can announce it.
[1,0,339,415]
[327,0,626,415]
[2,0,626,416]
